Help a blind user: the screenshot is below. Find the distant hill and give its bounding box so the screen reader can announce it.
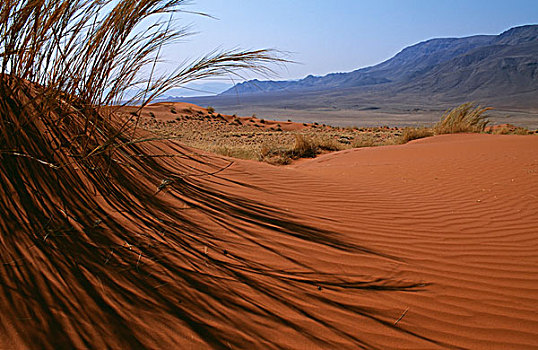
[179,25,538,128]
[220,25,538,102]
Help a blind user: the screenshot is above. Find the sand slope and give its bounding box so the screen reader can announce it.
[219,133,538,349]
[290,134,538,349]
[2,133,537,349]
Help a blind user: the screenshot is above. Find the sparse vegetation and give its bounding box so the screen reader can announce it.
[352,135,376,148]
[143,111,402,165]
[140,102,532,165]
[0,1,286,347]
[489,124,530,135]
[259,135,318,164]
[399,127,434,143]
[434,103,491,134]
[207,106,215,114]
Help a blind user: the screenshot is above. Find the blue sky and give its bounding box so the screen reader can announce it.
[162,0,538,95]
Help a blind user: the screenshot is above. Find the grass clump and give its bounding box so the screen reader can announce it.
[0,1,285,347]
[352,135,376,148]
[292,134,318,158]
[315,136,345,151]
[260,135,319,165]
[434,103,491,134]
[259,143,292,165]
[489,125,530,135]
[209,145,259,160]
[399,127,434,143]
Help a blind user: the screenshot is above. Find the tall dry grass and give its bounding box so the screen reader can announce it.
[398,127,434,143]
[434,102,491,134]
[0,2,426,348]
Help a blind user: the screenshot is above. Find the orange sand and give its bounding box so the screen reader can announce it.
[2,133,537,349]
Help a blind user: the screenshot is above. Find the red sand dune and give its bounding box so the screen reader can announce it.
[123,102,312,131]
[2,133,537,349]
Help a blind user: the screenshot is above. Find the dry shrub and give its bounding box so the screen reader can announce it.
[259,135,318,165]
[434,103,491,134]
[259,143,292,165]
[314,136,345,151]
[352,134,375,148]
[292,134,318,158]
[0,3,426,347]
[399,127,434,144]
[490,125,530,135]
[210,145,259,160]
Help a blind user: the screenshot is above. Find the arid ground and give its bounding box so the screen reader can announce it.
[2,103,537,349]
[4,2,537,349]
[133,105,538,348]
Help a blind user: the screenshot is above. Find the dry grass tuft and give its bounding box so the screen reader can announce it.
[259,135,319,164]
[292,134,318,158]
[399,127,434,143]
[434,103,491,134]
[315,136,346,151]
[352,135,376,148]
[489,125,530,135]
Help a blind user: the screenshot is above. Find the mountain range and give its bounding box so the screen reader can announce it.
[180,25,538,127]
[222,25,538,99]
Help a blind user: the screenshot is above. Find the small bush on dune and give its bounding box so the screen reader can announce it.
[489,124,530,135]
[352,135,375,148]
[0,1,283,347]
[315,136,344,151]
[259,143,292,165]
[398,127,433,144]
[434,103,491,134]
[291,134,318,158]
[259,134,319,164]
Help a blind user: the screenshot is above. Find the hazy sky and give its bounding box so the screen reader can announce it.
[163,0,538,95]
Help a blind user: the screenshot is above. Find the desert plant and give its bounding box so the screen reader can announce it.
[315,136,344,151]
[291,134,318,158]
[489,124,530,135]
[0,2,425,348]
[207,106,215,114]
[0,0,291,347]
[398,127,434,144]
[259,135,318,164]
[352,134,376,148]
[434,103,491,134]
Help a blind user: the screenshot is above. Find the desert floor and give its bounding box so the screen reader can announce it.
[198,132,538,349]
[2,108,537,349]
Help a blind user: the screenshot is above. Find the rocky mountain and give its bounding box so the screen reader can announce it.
[220,25,538,103]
